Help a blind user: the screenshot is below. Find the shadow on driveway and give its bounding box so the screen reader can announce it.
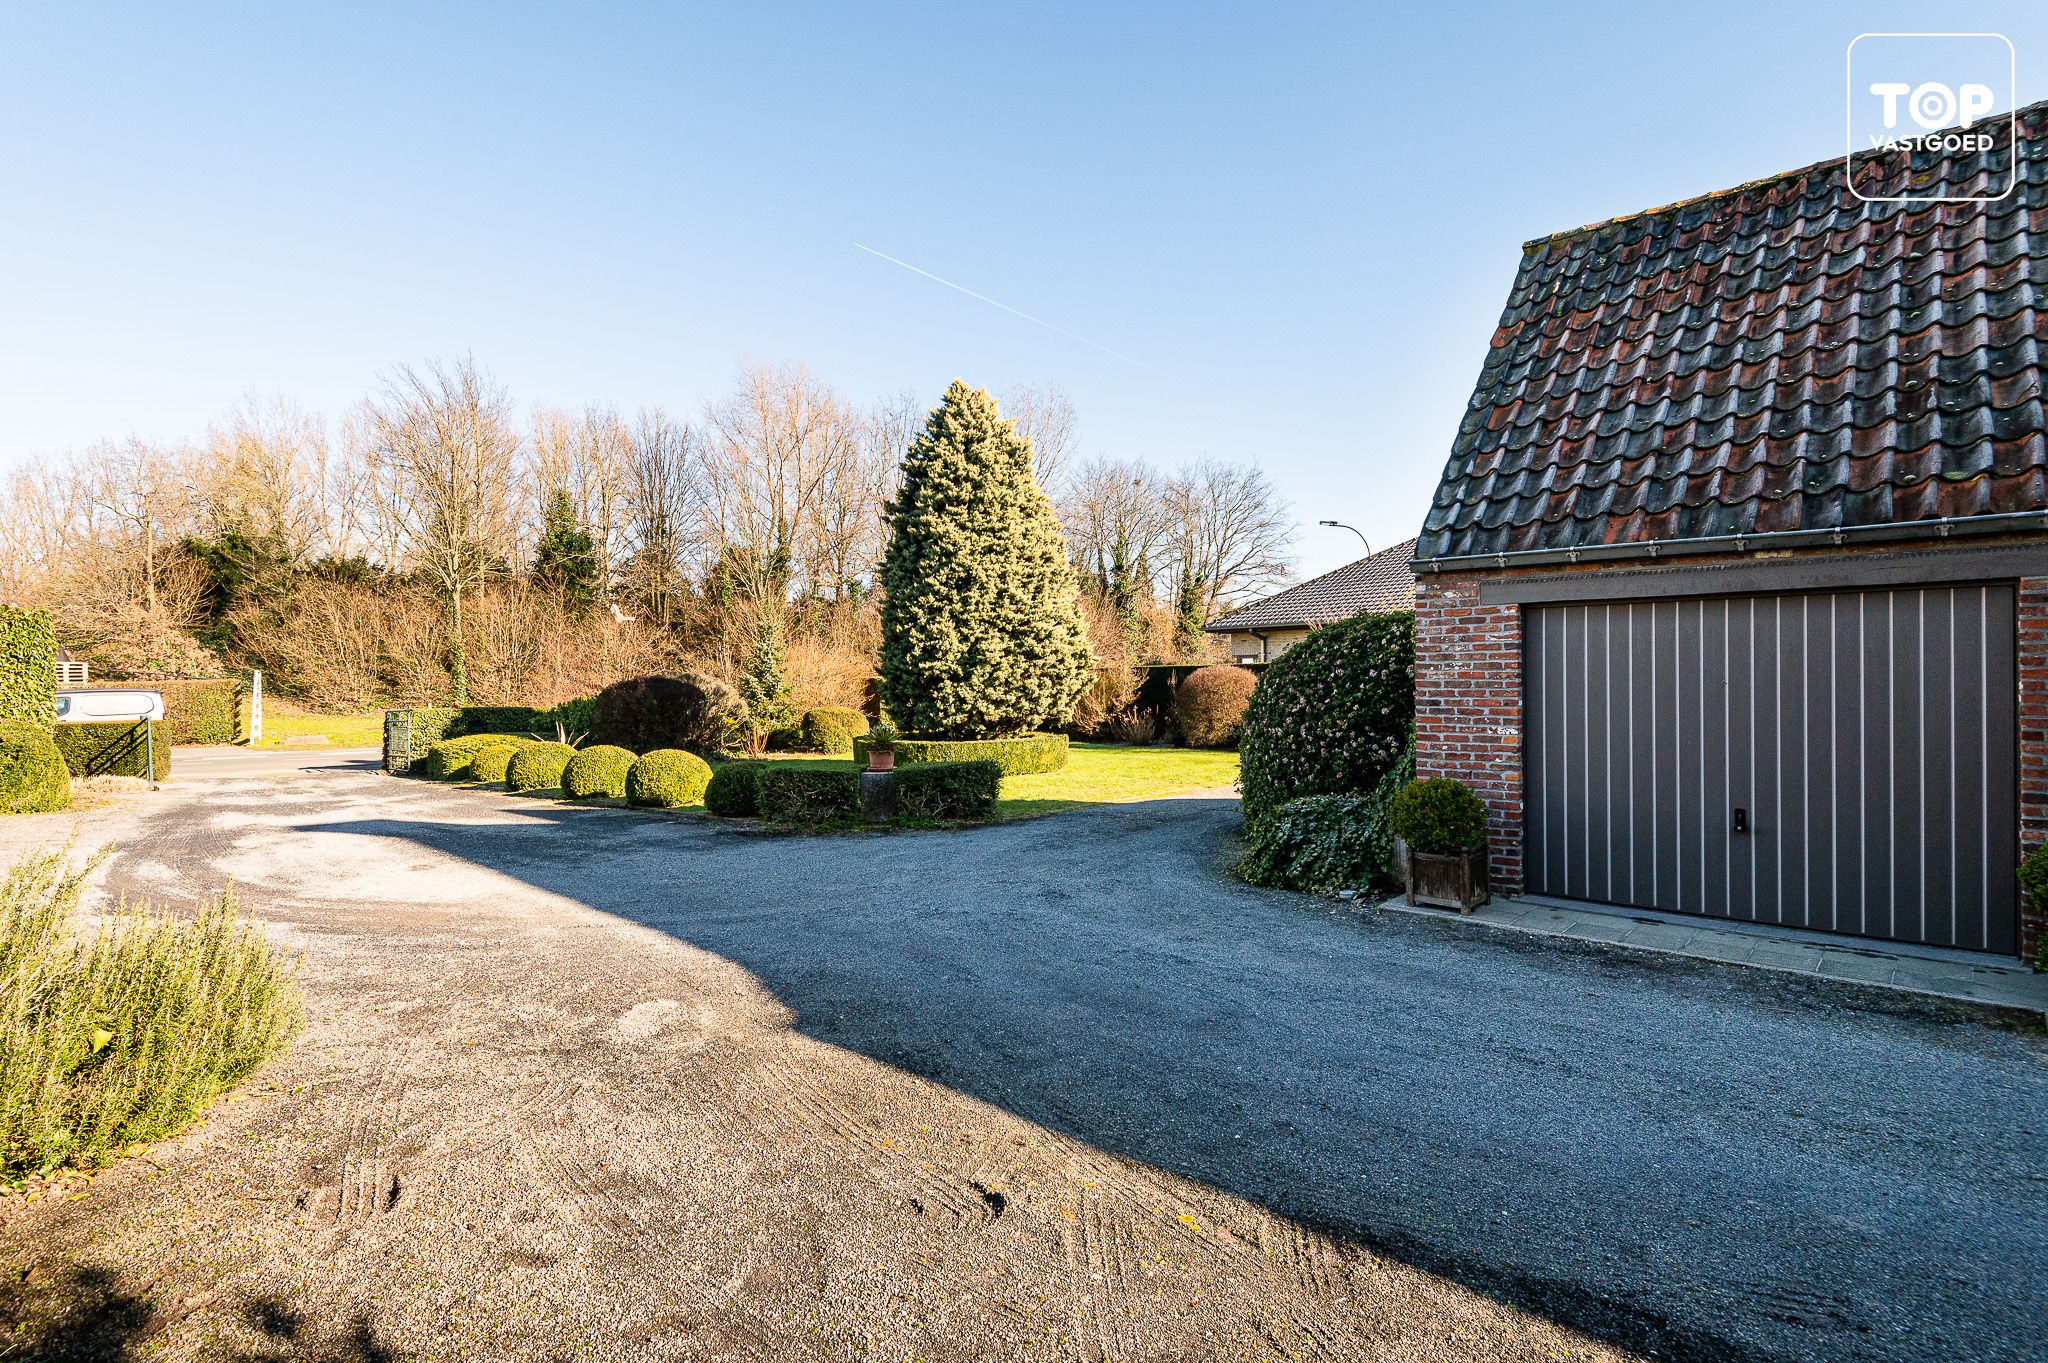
[294,794,2048,1363]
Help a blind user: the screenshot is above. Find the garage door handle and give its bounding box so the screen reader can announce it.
[1732,807,1748,834]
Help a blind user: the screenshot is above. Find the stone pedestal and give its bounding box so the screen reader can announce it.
[860,770,897,825]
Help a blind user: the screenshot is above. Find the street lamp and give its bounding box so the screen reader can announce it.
[1318,520,1370,556]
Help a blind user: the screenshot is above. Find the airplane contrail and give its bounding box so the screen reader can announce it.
[852,242,1167,377]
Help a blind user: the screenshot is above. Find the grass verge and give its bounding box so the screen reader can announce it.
[0,849,302,1180]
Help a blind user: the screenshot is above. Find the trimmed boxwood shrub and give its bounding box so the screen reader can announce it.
[1388,777,1487,855]
[467,742,532,785]
[1241,752,1411,893]
[756,765,860,826]
[895,759,1001,822]
[591,675,739,755]
[506,742,575,792]
[797,705,869,755]
[852,731,1067,775]
[418,733,532,781]
[51,723,172,779]
[1237,612,1414,826]
[704,761,765,817]
[0,608,56,727]
[627,749,713,808]
[0,720,70,813]
[1174,665,1257,749]
[154,679,245,745]
[562,745,635,799]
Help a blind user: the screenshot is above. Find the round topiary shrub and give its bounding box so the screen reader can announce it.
[1237,612,1414,826]
[627,749,713,808]
[1388,777,1487,855]
[562,745,635,799]
[797,705,869,755]
[590,674,740,755]
[0,720,70,814]
[704,761,765,817]
[505,742,576,793]
[1173,665,1258,748]
[467,741,532,786]
[418,733,532,781]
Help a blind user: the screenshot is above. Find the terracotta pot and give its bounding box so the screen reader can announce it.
[868,748,895,772]
[1395,836,1489,912]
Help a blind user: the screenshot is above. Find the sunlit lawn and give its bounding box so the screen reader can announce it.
[249,701,386,750]
[995,742,1239,819]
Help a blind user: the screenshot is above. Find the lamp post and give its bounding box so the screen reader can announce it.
[1317,520,1371,556]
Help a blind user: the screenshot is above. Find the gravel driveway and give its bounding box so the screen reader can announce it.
[1,753,2043,1363]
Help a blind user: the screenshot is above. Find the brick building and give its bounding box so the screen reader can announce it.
[1413,102,2048,960]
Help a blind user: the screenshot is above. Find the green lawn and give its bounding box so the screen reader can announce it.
[249,702,386,750]
[994,742,1239,819]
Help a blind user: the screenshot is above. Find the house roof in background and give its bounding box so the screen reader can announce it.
[1417,100,2048,562]
[1204,537,1418,632]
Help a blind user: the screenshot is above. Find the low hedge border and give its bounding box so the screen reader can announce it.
[895,760,1000,823]
[851,731,1067,775]
[51,722,172,780]
[756,764,861,826]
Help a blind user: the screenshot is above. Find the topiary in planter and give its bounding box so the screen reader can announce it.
[1173,665,1257,748]
[505,742,576,792]
[1237,611,1414,826]
[627,749,713,808]
[0,720,70,814]
[562,745,635,799]
[2019,845,2048,970]
[704,761,764,817]
[467,741,532,786]
[1388,778,1487,855]
[797,705,869,755]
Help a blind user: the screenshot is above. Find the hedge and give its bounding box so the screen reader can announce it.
[627,749,713,808]
[562,745,635,799]
[797,706,869,755]
[417,733,532,781]
[0,721,70,813]
[153,678,245,745]
[0,609,56,727]
[756,765,860,826]
[1240,752,1411,893]
[51,723,171,780]
[895,760,1001,822]
[506,742,575,792]
[852,731,1067,775]
[1237,612,1414,827]
[705,761,764,816]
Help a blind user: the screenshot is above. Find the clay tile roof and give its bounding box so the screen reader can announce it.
[1418,100,2048,561]
[1204,538,1418,632]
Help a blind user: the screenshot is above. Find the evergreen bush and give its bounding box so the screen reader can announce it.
[562,744,635,799]
[704,760,765,817]
[1387,778,1487,855]
[591,674,740,754]
[467,742,529,785]
[756,765,860,826]
[505,742,575,792]
[878,381,1092,738]
[418,733,532,781]
[2021,845,2048,970]
[0,721,70,814]
[797,705,869,754]
[895,760,1001,822]
[1237,612,1415,826]
[1173,666,1257,748]
[627,749,714,808]
[0,608,56,727]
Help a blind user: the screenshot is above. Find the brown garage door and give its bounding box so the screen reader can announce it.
[1522,585,2019,954]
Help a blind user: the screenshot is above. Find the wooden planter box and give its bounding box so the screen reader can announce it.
[1394,837,1489,912]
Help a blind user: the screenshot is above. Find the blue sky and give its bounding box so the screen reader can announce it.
[3,1,2044,579]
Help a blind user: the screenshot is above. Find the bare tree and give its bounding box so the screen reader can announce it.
[1161,458,1294,619]
[200,397,326,562]
[531,405,633,590]
[1061,456,1167,631]
[621,407,698,629]
[360,357,521,703]
[999,382,1078,491]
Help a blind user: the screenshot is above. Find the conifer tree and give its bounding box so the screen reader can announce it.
[878,381,1094,738]
[533,488,599,613]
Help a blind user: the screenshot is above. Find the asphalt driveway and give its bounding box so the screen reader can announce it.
[0,754,2043,1362]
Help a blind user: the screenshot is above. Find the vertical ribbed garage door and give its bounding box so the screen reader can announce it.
[1522,586,2018,954]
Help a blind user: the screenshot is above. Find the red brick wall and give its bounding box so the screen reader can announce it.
[2020,576,2047,960]
[1413,575,1524,894]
